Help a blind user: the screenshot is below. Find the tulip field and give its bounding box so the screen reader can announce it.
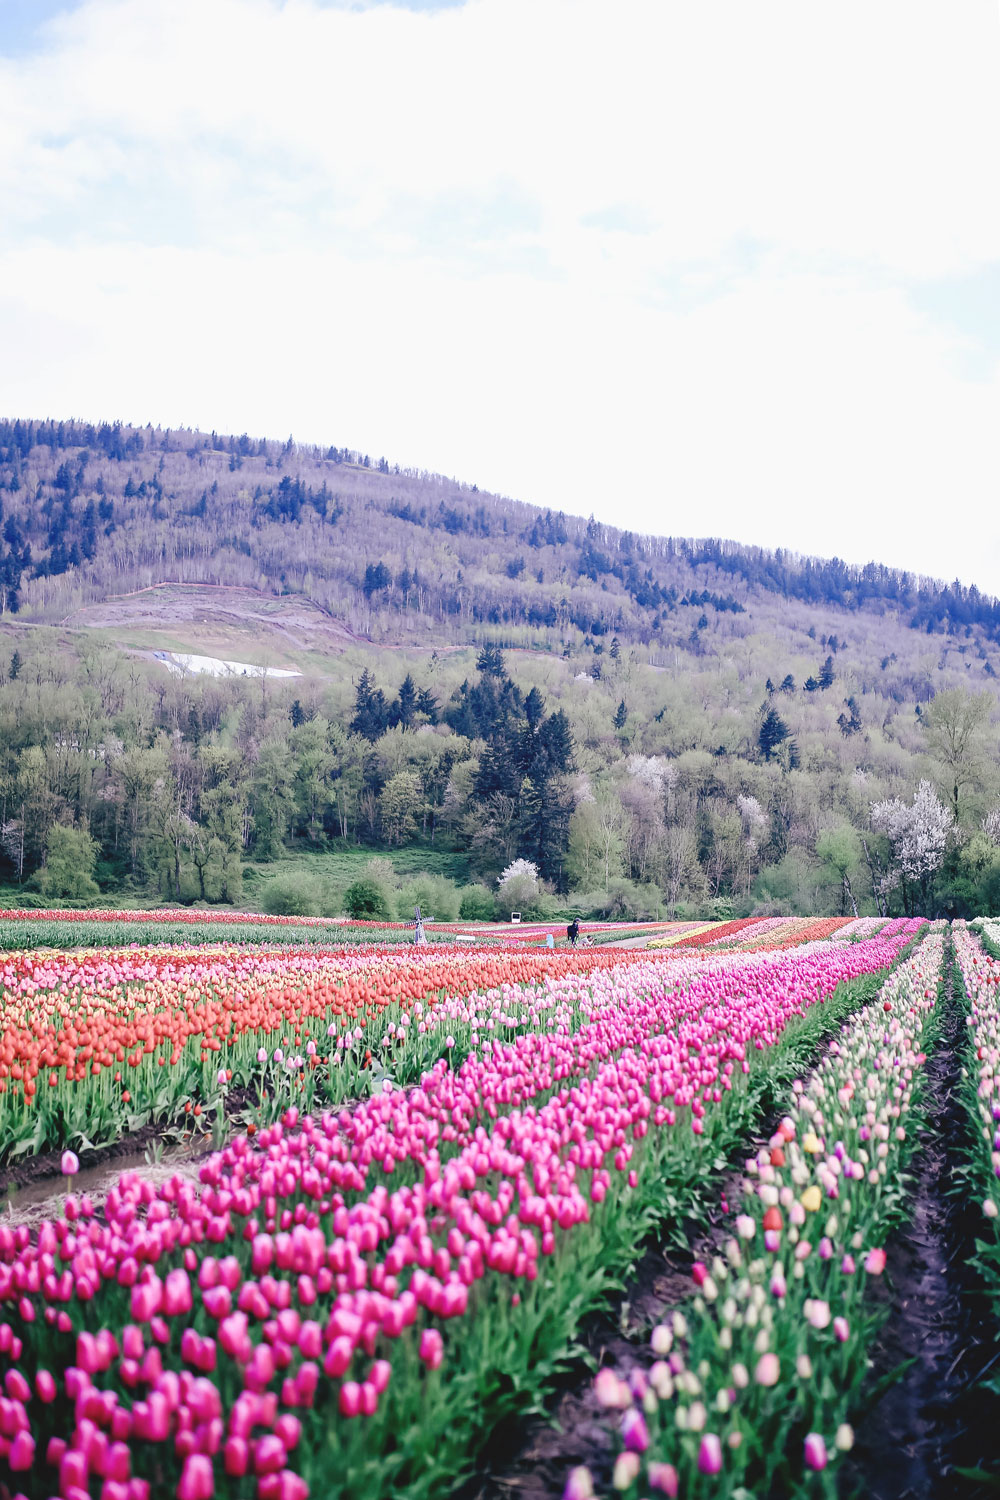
[0,908,885,954]
[1,914,999,1498]
[0,910,701,952]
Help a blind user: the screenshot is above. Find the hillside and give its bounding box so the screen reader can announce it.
[0,416,998,919]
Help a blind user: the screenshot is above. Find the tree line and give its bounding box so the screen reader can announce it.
[0,622,998,921]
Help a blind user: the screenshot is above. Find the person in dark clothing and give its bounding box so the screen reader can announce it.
[567,918,580,946]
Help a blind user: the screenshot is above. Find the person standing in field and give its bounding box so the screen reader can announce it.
[567,917,580,946]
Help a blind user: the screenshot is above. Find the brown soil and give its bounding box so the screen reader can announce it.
[838,951,1000,1500]
[0,1083,261,1203]
[62,583,365,655]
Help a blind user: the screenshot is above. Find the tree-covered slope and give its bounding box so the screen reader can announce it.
[0,416,998,920]
[2,418,999,662]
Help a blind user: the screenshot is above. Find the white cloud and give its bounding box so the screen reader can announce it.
[0,0,999,590]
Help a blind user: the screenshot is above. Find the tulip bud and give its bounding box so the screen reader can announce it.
[650,1324,672,1355]
[621,1408,650,1452]
[697,1434,723,1474]
[648,1461,679,1496]
[804,1433,828,1470]
[612,1452,640,1490]
[563,1468,594,1500]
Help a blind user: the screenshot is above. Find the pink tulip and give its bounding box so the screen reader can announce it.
[7,1431,34,1472]
[698,1434,723,1474]
[563,1467,594,1500]
[804,1433,828,1470]
[177,1454,214,1500]
[865,1247,887,1275]
[224,1437,249,1477]
[621,1408,650,1452]
[418,1328,444,1370]
[648,1462,679,1496]
[61,1150,79,1176]
[164,1269,193,1317]
[594,1368,629,1409]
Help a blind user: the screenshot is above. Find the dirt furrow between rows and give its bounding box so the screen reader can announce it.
[840,940,1000,1500]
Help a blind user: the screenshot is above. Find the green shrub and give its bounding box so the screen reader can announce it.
[396,873,461,923]
[458,884,497,920]
[563,889,612,921]
[343,876,393,920]
[604,878,662,921]
[567,880,662,922]
[36,825,100,901]
[260,871,322,917]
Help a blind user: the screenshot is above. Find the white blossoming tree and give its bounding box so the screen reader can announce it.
[736,793,768,896]
[496,857,540,916]
[869,779,952,911]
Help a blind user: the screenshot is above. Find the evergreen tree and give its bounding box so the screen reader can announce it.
[613,700,628,731]
[524,685,545,730]
[836,697,863,736]
[476,643,506,678]
[758,706,790,761]
[416,686,439,724]
[350,669,389,742]
[538,710,574,775]
[393,674,418,730]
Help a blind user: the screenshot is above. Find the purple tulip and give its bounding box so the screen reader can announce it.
[698,1434,723,1474]
[804,1433,827,1470]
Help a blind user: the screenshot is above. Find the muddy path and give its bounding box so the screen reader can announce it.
[838,942,1000,1500]
[0,1082,264,1202]
[0,1084,265,1223]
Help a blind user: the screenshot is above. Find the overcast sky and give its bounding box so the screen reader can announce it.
[1,0,998,591]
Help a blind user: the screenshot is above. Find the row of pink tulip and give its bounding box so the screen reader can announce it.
[572,925,942,1498]
[0,927,922,1499]
[949,924,1000,1230]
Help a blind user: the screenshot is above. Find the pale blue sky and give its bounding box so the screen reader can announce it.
[0,0,468,51]
[0,0,998,591]
[0,0,71,52]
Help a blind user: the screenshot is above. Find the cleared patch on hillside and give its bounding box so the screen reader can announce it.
[63,583,365,660]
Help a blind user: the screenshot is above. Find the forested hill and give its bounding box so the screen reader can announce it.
[0,417,998,653]
[2,416,1000,923]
